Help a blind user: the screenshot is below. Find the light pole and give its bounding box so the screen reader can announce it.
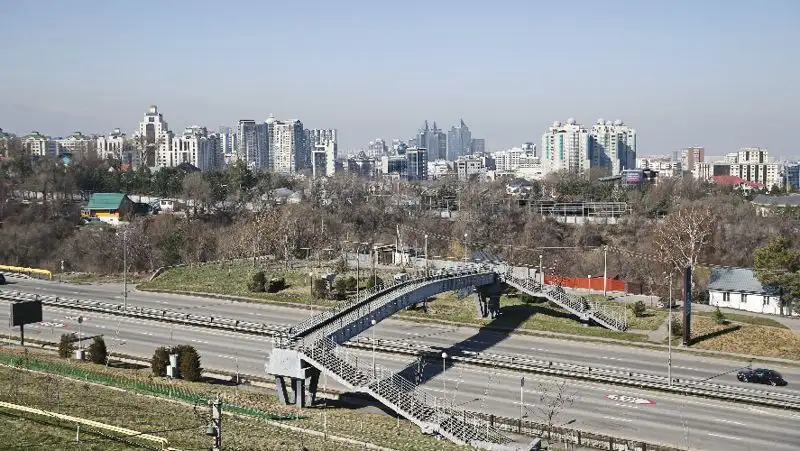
[424,234,429,277]
[441,352,448,392]
[603,246,608,297]
[463,234,468,263]
[520,375,525,423]
[371,319,377,380]
[538,254,543,284]
[122,229,128,310]
[668,272,673,387]
[309,272,314,299]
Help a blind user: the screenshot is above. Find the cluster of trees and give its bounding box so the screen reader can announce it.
[58,334,107,365]
[2,151,799,312]
[151,345,202,381]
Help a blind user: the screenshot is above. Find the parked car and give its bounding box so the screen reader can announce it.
[0,273,5,285]
[737,368,787,386]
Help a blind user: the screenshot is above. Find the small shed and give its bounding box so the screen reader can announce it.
[83,193,134,225]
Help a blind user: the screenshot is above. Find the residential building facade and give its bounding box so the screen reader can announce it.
[136,105,171,167]
[171,126,218,171]
[97,128,136,166]
[21,131,58,157]
[447,119,472,160]
[680,146,705,173]
[541,119,591,174]
[590,119,636,175]
[708,267,791,316]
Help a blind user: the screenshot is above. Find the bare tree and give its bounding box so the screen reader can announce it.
[655,204,716,272]
[531,380,577,443]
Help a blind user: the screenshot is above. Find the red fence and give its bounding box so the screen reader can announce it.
[543,276,626,292]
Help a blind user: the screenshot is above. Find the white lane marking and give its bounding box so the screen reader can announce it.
[713,419,745,426]
[602,415,633,422]
[707,433,743,441]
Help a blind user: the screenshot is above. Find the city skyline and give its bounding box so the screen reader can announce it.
[1,1,799,157]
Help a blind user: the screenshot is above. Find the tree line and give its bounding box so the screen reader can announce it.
[2,152,798,312]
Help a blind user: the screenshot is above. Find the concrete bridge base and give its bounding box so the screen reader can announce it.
[267,348,320,407]
[474,280,504,319]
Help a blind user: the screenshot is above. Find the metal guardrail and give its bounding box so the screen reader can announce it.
[0,290,287,335]
[345,337,800,411]
[3,288,799,412]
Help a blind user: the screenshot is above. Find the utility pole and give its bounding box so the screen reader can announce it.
[206,395,222,451]
[668,272,673,387]
[538,255,543,284]
[424,234,429,277]
[123,229,128,310]
[603,246,608,297]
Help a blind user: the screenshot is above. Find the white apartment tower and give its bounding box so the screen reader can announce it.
[136,105,172,168]
[541,119,591,174]
[312,141,337,178]
[171,126,218,171]
[270,118,306,174]
[21,131,57,157]
[97,128,137,166]
[56,132,93,155]
[590,119,637,175]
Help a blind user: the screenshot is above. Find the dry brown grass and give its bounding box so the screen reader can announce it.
[687,316,800,360]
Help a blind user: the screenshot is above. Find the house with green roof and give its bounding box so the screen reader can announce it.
[81,193,134,225]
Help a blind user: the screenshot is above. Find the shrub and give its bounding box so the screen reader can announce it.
[343,276,357,292]
[334,256,348,274]
[175,345,202,382]
[87,336,107,364]
[312,278,328,299]
[332,278,349,300]
[713,306,727,325]
[151,346,170,377]
[365,276,384,290]
[248,271,267,292]
[58,333,76,358]
[632,300,647,318]
[266,277,287,293]
[669,316,684,338]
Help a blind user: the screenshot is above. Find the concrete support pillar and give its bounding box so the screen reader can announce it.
[276,376,290,405]
[488,294,501,319]
[293,377,306,407]
[307,367,321,406]
[474,291,488,318]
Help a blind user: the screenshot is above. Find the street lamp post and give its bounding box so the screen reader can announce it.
[463,234,468,263]
[441,352,448,392]
[356,246,361,299]
[424,234,429,277]
[668,272,673,387]
[371,319,377,380]
[538,254,543,284]
[603,246,608,297]
[123,229,128,310]
[309,272,314,298]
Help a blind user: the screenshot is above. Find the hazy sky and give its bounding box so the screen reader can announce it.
[1,1,799,157]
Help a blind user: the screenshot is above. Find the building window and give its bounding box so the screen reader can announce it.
[763,296,769,306]
[722,292,730,302]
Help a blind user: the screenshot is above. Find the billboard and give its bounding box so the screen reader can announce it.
[9,300,43,327]
[623,169,643,184]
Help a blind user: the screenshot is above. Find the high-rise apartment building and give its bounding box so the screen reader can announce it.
[405,147,428,181]
[136,105,172,167]
[416,121,447,161]
[590,119,637,175]
[270,118,307,174]
[737,147,769,164]
[680,146,705,173]
[470,138,485,154]
[368,138,387,157]
[21,131,57,157]
[170,126,218,171]
[97,128,136,166]
[217,126,236,167]
[695,147,781,189]
[447,119,472,160]
[56,132,93,156]
[541,119,591,174]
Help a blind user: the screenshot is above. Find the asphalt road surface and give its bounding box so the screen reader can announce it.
[6,278,800,398]
[2,300,799,450]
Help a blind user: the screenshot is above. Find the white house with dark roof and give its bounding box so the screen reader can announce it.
[707,267,792,316]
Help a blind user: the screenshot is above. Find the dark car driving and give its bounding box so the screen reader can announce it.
[0,273,5,285]
[737,368,787,386]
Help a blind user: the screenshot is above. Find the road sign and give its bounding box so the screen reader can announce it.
[605,394,655,405]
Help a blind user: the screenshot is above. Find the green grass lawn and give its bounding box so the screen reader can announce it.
[140,262,653,341]
[398,292,649,342]
[0,348,469,451]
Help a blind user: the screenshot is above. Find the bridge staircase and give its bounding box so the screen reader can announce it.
[272,267,532,449]
[501,272,628,331]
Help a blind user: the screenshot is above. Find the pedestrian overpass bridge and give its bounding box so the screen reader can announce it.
[268,264,627,450]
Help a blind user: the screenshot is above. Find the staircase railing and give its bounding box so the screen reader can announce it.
[290,335,512,446]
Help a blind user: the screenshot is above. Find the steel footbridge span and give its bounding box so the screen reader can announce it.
[267,265,626,450]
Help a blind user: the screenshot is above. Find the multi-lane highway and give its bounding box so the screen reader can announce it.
[8,277,800,395]
[3,277,800,450]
